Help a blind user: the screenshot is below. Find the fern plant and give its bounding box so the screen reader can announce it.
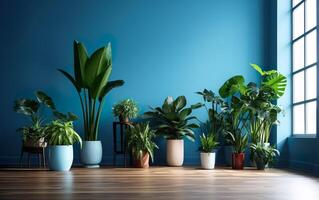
[126,123,158,162]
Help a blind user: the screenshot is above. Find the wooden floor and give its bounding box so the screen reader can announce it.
[0,167,318,200]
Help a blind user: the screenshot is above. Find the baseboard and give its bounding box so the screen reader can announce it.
[288,160,319,176]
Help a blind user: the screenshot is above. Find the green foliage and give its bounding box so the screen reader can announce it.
[45,120,82,147]
[14,91,56,142]
[144,96,200,142]
[112,99,139,118]
[14,91,79,143]
[58,41,125,141]
[126,123,158,162]
[224,129,248,153]
[250,143,280,167]
[196,89,226,140]
[219,64,287,144]
[198,133,219,153]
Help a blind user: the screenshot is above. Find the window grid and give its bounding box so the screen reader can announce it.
[292,0,318,135]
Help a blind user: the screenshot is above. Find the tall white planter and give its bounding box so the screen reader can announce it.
[166,139,184,166]
[200,152,216,169]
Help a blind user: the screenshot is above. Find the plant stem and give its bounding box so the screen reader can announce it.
[94,99,105,141]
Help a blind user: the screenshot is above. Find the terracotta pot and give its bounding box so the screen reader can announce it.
[135,152,150,168]
[23,137,47,148]
[166,139,184,166]
[232,153,245,170]
[119,115,129,123]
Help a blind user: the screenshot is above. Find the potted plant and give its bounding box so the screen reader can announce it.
[59,41,124,168]
[113,99,139,123]
[144,96,200,166]
[196,89,226,165]
[250,143,280,170]
[219,64,287,166]
[219,80,250,169]
[45,117,82,171]
[14,91,56,148]
[126,123,158,168]
[198,131,219,169]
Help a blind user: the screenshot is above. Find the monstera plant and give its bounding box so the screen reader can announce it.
[144,96,200,166]
[219,63,287,169]
[59,41,124,168]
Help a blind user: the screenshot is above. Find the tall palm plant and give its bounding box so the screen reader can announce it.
[58,41,124,141]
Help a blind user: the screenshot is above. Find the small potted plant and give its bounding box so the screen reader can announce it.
[113,99,139,123]
[225,130,248,170]
[250,143,280,170]
[144,96,200,166]
[126,123,158,168]
[14,91,56,148]
[45,115,82,171]
[199,133,219,169]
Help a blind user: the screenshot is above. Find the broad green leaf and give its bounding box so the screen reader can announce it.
[35,91,56,110]
[98,80,125,102]
[14,99,39,115]
[262,72,287,99]
[250,63,264,75]
[84,46,108,88]
[219,75,245,98]
[91,66,112,99]
[73,41,89,87]
[173,96,186,111]
[58,69,81,92]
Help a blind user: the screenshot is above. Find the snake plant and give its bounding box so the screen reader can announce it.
[126,123,158,162]
[59,41,124,141]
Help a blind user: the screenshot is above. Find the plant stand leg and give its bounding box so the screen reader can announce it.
[28,153,31,168]
[38,153,41,168]
[19,150,24,168]
[42,149,46,168]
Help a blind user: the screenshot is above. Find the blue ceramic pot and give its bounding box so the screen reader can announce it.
[49,145,73,171]
[80,141,102,168]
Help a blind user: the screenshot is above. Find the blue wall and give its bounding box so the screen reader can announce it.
[0,0,272,166]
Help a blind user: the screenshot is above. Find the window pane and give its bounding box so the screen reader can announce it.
[306,101,316,134]
[306,30,317,65]
[293,38,305,71]
[293,71,305,103]
[306,66,317,99]
[293,3,304,39]
[306,0,317,31]
[293,104,305,134]
[293,0,302,7]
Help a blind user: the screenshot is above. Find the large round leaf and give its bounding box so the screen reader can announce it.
[219,75,245,98]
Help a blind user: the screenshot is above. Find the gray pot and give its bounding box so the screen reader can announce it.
[80,141,103,168]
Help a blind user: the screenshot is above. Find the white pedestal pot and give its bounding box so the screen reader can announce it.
[166,139,184,166]
[200,152,216,169]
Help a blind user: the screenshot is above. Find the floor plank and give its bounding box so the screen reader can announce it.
[0,167,318,200]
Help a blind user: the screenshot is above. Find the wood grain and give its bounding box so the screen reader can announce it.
[0,167,318,200]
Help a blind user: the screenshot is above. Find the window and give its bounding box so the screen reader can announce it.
[292,0,317,134]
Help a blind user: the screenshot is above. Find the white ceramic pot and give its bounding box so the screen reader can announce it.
[166,139,184,166]
[200,152,216,169]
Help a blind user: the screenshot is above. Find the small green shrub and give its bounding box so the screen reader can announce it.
[198,133,219,153]
[112,99,139,119]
